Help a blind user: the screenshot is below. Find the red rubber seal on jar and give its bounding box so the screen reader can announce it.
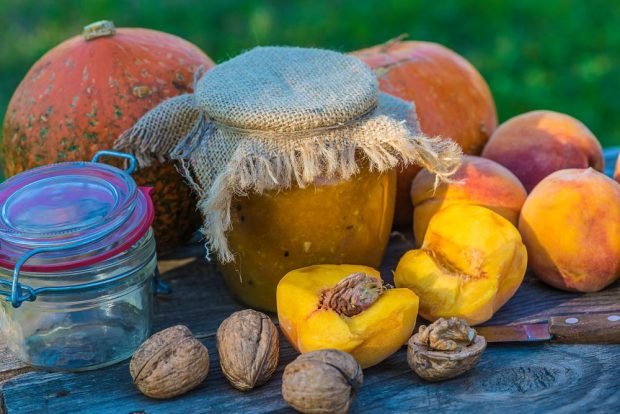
[0,160,156,273]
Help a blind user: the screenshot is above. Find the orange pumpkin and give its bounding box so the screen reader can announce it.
[1,21,214,253]
[353,40,497,226]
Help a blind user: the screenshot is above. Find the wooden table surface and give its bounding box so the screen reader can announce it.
[1,148,619,413]
[0,231,619,414]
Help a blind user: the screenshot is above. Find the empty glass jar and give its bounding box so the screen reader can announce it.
[0,151,157,371]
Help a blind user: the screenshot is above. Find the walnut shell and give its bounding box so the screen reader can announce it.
[130,325,210,399]
[407,318,486,382]
[282,349,363,414]
[216,309,279,391]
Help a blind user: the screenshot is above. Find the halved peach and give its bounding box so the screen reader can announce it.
[277,264,419,368]
[395,204,527,325]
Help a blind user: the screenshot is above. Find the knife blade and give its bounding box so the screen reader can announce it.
[475,313,620,344]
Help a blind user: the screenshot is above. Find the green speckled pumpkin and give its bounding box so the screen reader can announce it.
[1,21,214,253]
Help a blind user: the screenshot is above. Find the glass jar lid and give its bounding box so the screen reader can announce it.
[0,151,154,272]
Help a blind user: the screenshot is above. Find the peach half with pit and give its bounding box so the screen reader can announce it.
[277,264,419,368]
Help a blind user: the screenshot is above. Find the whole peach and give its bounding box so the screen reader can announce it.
[411,155,527,245]
[482,110,604,192]
[519,168,620,292]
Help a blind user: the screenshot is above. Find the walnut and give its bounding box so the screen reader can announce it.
[417,317,475,351]
[408,317,486,382]
[216,309,279,391]
[282,349,363,414]
[319,272,384,317]
[129,325,210,399]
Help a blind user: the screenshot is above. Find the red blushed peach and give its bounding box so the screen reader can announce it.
[482,110,604,192]
[411,155,527,246]
[519,168,620,292]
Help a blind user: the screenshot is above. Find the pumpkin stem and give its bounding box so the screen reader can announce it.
[319,272,384,317]
[83,20,116,41]
[379,33,409,52]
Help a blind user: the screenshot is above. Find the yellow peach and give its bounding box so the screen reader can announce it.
[395,205,527,326]
[519,168,620,292]
[411,155,527,245]
[277,264,419,368]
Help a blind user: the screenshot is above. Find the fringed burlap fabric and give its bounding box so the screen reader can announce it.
[115,46,461,262]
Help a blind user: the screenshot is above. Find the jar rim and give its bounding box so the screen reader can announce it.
[0,154,155,272]
[0,162,137,242]
[0,187,154,272]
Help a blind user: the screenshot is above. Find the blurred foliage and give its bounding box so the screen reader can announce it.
[0,0,619,181]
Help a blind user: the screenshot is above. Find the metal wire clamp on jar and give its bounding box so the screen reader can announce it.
[0,151,158,371]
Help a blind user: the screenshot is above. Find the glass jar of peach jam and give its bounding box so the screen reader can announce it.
[219,167,396,311]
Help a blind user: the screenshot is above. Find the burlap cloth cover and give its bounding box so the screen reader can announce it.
[115,46,461,262]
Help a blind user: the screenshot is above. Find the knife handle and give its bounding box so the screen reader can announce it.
[549,313,620,344]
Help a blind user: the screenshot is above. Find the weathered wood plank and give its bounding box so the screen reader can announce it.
[2,336,619,413]
[1,232,618,383]
[1,229,619,413]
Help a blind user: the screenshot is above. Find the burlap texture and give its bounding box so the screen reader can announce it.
[115,46,461,263]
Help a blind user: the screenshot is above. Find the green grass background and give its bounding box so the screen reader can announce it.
[1,0,619,182]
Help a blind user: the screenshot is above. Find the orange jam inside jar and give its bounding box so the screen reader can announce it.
[218,167,396,311]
